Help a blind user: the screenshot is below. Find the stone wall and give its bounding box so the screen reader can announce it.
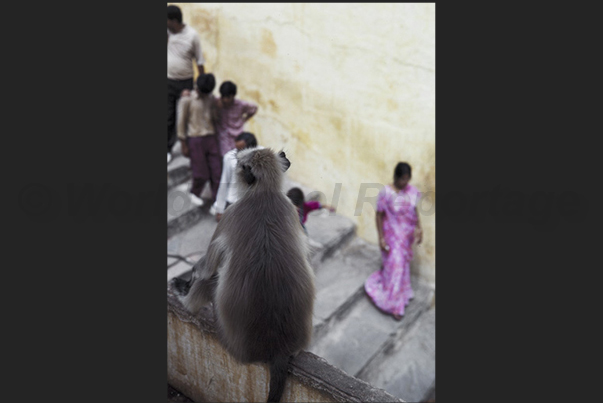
[167,290,404,402]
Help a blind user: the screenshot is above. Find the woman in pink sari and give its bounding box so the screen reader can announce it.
[365,162,423,320]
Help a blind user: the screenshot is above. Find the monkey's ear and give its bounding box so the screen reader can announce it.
[279,151,291,172]
[242,165,256,185]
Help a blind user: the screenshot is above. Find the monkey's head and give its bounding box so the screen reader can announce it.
[236,148,291,191]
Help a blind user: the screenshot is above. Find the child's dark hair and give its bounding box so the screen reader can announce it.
[219,81,237,97]
[235,131,257,148]
[394,162,412,181]
[196,73,216,94]
[286,187,305,209]
[167,5,182,23]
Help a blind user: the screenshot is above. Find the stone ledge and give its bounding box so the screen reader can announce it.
[167,287,404,402]
[168,164,191,190]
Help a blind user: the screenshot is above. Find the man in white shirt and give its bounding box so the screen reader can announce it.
[212,132,261,222]
[168,4,205,163]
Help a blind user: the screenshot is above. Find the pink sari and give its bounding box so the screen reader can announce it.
[365,184,420,316]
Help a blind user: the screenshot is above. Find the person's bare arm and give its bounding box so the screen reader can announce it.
[242,101,258,122]
[180,139,190,158]
[210,97,220,127]
[176,97,191,157]
[191,32,205,76]
[414,206,423,244]
[376,211,389,252]
[322,204,336,213]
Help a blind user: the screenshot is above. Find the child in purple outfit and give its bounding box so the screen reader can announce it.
[286,187,335,234]
[364,162,423,321]
[215,81,258,156]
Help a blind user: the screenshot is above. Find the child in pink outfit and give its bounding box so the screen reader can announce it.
[286,187,335,234]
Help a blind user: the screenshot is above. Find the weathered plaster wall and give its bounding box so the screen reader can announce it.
[171,3,435,285]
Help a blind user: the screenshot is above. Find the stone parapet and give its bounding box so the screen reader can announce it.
[167,288,404,403]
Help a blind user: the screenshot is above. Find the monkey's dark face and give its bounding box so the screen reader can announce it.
[236,148,290,187]
[240,163,256,185]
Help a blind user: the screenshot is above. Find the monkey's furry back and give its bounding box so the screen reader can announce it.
[187,147,315,364]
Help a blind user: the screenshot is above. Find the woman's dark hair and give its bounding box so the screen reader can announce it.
[196,73,216,94]
[219,81,237,97]
[235,131,257,148]
[394,162,412,181]
[286,187,305,208]
[167,5,182,23]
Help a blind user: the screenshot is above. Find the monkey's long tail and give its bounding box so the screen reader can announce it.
[267,355,289,402]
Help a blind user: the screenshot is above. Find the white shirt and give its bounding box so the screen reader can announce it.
[212,146,264,214]
[167,25,204,80]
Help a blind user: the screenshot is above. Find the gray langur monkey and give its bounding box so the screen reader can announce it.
[170,147,315,403]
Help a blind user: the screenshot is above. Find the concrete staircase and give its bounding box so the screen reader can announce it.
[167,152,435,403]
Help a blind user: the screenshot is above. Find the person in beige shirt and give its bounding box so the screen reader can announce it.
[168,4,205,163]
[177,73,221,207]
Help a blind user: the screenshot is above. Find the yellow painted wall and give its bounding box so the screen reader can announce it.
[171,3,435,285]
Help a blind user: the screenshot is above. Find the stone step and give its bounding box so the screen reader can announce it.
[168,141,191,190]
[305,209,356,267]
[167,187,355,284]
[310,237,380,340]
[168,255,179,267]
[308,275,433,381]
[167,159,191,190]
[167,211,218,267]
[167,231,366,344]
[355,308,436,403]
[171,140,183,157]
[167,182,213,239]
